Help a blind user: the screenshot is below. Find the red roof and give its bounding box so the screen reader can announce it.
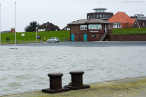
[108,12,130,23]
[127,18,136,28]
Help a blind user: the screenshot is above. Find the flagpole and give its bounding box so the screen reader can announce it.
[15,2,16,46]
[99,0,100,8]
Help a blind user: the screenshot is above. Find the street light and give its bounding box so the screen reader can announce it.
[15,2,16,46]
[36,27,38,42]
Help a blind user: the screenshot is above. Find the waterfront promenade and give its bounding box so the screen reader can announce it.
[1,41,146,96]
[1,76,146,97]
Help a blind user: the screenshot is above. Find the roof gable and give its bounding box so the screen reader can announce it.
[127,18,136,28]
[108,12,130,23]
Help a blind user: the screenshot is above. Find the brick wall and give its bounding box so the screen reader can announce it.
[11,28,15,33]
[108,34,146,41]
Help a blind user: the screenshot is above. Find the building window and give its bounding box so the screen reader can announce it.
[96,14,99,18]
[103,14,105,18]
[80,25,87,30]
[106,14,108,18]
[113,23,121,28]
[108,24,111,29]
[87,15,90,19]
[88,24,102,29]
[89,15,92,19]
[99,14,102,18]
[93,15,96,18]
[143,23,145,27]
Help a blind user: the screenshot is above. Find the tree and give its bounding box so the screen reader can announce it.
[25,21,40,32]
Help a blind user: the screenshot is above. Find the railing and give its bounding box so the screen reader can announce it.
[100,31,108,41]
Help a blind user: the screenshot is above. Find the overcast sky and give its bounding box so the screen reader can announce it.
[0,0,146,32]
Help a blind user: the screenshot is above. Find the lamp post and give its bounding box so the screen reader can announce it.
[36,27,38,42]
[15,2,16,46]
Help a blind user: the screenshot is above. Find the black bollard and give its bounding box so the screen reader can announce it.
[70,71,84,86]
[64,71,90,90]
[42,72,70,94]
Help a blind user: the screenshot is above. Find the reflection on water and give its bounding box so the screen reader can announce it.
[0,46,146,94]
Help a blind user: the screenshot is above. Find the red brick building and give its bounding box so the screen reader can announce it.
[108,12,139,29]
[131,14,146,28]
[68,19,110,41]
[11,28,15,33]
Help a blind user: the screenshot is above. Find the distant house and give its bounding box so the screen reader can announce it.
[10,28,15,33]
[68,19,110,41]
[62,26,70,31]
[131,14,146,28]
[1,30,10,33]
[108,12,139,29]
[1,28,15,33]
[38,22,60,32]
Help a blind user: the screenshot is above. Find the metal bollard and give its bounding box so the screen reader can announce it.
[64,70,90,90]
[42,72,69,94]
[48,73,63,90]
[70,71,84,86]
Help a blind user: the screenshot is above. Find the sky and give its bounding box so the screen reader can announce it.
[0,0,146,32]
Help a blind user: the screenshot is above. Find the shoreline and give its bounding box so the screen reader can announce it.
[1,76,146,97]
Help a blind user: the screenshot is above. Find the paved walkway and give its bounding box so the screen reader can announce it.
[1,76,146,97]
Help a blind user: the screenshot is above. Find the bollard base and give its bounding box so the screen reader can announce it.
[42,88,70,94]
[64,85,90,90]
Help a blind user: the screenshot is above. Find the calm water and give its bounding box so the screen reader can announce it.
[0,43,146,95]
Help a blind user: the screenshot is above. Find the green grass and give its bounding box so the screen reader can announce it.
[112,28,146,35]
[1,31,70,44]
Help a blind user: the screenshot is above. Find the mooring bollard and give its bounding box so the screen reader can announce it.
[64,70,90,90]
[42,72,70,94]
[70,71,84,86]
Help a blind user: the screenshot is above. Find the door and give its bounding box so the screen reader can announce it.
[71,34,74,41]
[84,34,87,41]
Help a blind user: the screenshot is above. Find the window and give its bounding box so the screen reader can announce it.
[93,15,96,18]
[90,15,92,19]
[113,23,121,28]
[96,14,99,18]
[108,24,111,29]
[87,15,90,19]
[99,14,102,18]
[80,25,87,30]
[88,24,102,29]
[103,14,105,18]
[106,14,108,18]
[143,23,145,27]
[96,10,105,12]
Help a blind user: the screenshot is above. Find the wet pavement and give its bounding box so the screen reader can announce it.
[2,41,146,47]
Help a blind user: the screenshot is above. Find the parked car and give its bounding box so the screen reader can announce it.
[47,37,59,43]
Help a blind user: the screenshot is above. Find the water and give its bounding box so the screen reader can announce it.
[0,43,146,95]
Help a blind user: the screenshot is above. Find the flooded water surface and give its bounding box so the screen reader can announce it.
[0,42,146,95]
